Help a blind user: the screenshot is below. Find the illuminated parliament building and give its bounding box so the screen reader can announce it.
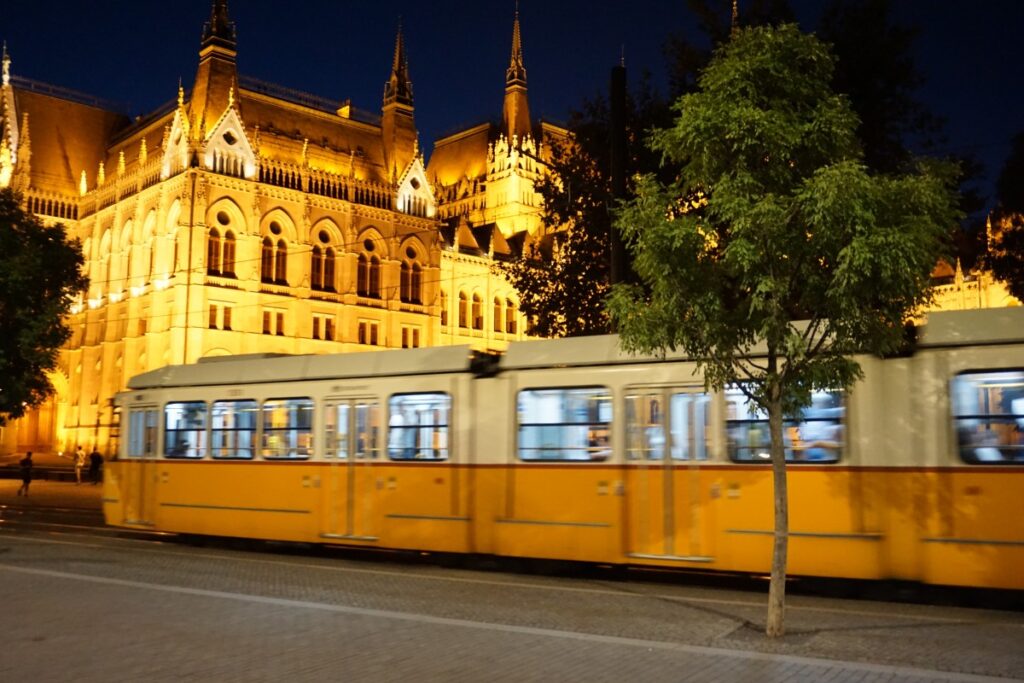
[0,1,566,456]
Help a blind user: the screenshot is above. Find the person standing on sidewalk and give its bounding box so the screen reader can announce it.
[16,452,33,497]
[74,445,86,484]
[89,447,103,485]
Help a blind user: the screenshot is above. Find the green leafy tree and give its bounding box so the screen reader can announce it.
[985,131,1024,301]
[608,25,958,637]
[0,188,88,425]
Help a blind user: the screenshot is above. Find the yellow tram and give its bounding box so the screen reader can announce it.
[104,308,1024,589]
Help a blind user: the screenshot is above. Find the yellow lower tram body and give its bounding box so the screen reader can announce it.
[104,461,1023,590]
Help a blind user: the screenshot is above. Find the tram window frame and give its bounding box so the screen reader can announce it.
[261,398,314,460]
[210,399,258,460]
[951,369,1024,465]
[163,401,208,459]
[625,390,712,461]
[517,386,612,462]
[724,387,844,463]
[127,408,159,458]
[387,393,451,461]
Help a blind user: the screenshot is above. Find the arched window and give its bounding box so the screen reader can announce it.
[357,254,369,296]
[323,247,335,292]
[400,261,412,302]
[222,232,235,277]
[400,261,422,304]
[274,240,287,284]
[471,294,483,330]
[208,228,222,275]
[493,297,503,332]
[311,246,323,290]
[440,289,449,327]
[506,299,517,334]
[369,256,381,298]
[458,291,468,328]
[411,264,422,304]
[261,237,274,283]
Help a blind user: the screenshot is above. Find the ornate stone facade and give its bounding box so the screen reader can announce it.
[0,2,555,456]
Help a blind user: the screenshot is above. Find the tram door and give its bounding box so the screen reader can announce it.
[321,399,381,541]
[122,406,159,526]
[625,390,711,560]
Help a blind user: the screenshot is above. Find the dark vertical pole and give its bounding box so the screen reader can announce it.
[609,61,628,290]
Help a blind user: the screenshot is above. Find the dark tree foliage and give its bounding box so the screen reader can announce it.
[985,132,1024,300]
[0,188,88,425]
[496,79,677,337]
[820,0,985,267]
[503,0,965,337]
[995,132,1024,215]
[819,0,941,175]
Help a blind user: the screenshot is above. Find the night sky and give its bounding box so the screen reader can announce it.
[4,1,1021,212]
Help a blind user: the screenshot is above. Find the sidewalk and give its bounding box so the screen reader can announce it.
[0,450,102,485]
[0,477,103,509]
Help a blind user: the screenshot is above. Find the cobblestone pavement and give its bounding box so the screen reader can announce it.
[0,512,1021,683]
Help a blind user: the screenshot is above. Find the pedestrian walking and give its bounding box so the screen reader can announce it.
[75,445,86,484]
[89,447,103,485]
[16,451,33,497]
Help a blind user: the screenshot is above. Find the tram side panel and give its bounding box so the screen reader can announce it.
[491,365,627,564]
[372,373,474,554]
[918,344,1024,590]
[468,374,514,557]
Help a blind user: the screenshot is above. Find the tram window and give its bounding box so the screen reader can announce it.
[518,387,612,461]
[211,400,258,459]
[388,393,450,460]
[625,392,711,461]
[725,388,843,463]
[127,408,159,458]
[164,402,208,459]
[261,398,314,459]
[325,402,381,460]
[951,370,1024,464]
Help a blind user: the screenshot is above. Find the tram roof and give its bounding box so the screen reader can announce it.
[126,346,478,389]
[501,334,694,370]
[919,307,1024,347]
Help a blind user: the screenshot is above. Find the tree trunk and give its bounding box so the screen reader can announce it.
[765,382,789,638]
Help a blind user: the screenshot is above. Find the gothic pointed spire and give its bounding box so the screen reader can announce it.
[506,2,527,87]
[202,0,237,51]
[731,0,740,36]
[502,3,531,141]
[2,41,11,87]
[384,19,414,108]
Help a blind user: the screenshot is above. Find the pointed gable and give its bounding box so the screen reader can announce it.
[161,105,191,180]
[395,156,434,218]
[202,103,256,179]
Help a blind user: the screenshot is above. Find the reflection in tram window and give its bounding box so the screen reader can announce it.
[725,388,844,463]
[518,387,612,461]
[127,409,159,458]
[210,400,257,459]
[626,392,711,460]
[952,370,1024,464]
[388,393,450,460]
[325,402,381,460]
[164,402,207,458]
[261,398,314,459]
